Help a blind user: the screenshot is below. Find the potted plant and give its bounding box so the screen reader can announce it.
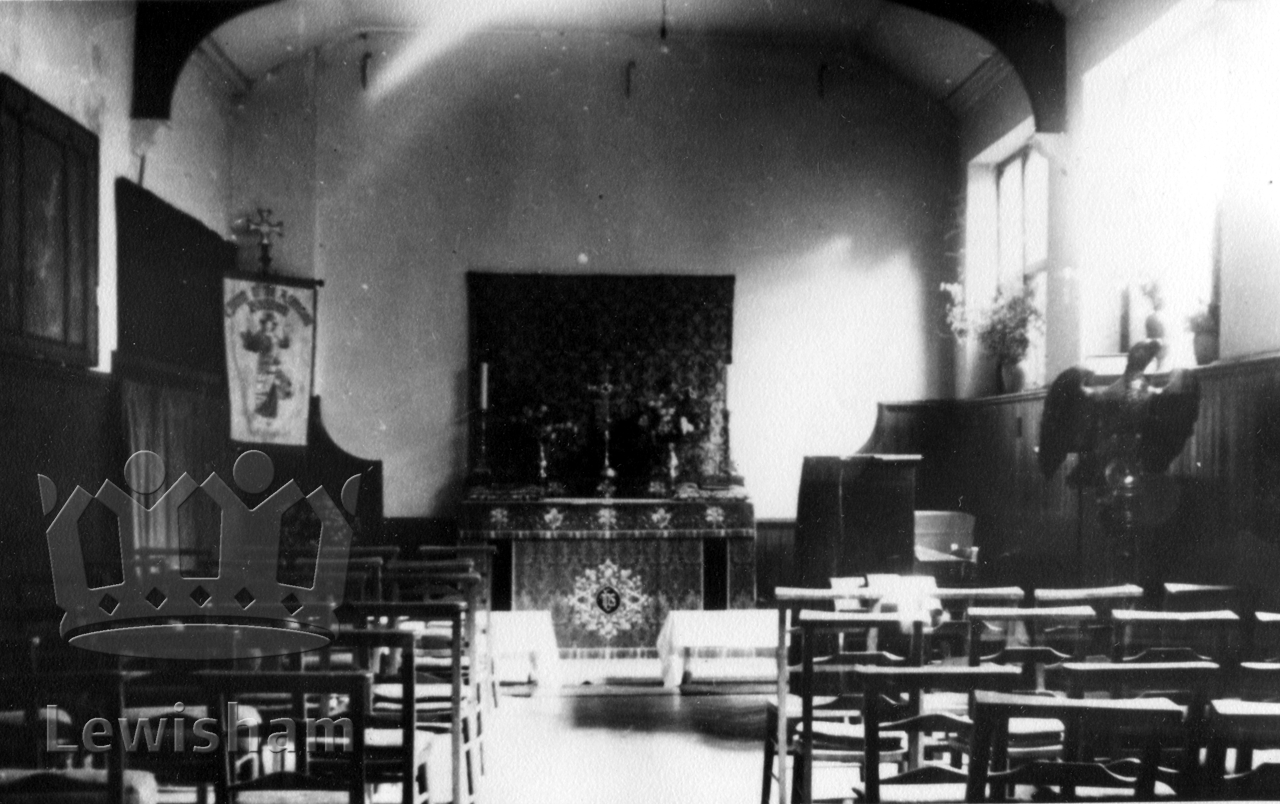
[942,280,1043,394]
[1188,301,1220,366]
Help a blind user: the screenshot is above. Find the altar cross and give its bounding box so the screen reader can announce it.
[247,208,285,273]
[587,371,621,496]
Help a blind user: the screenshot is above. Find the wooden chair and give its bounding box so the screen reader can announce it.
[340,555,386,602]
[929,587,1026,661]
[966,690,1186,802]
[328,628,437,804]
[1058,659,1222,797]
[351,545,402,563]
[0,768,159,804]
[417,546,499,704]
[1032,584,1145,659]
[1204,697,1280,798]
[0,667,144,804]
[928,606,1097,779]
[1200,633,1280,789]
[853,664,1022,804]
[194,668,371,804]
[966,605,1096,685]
[380,562,493,762]
[344,600,479,804]
[762,587,912,804]
[1246,610,1280,664]
[792,609,933,804]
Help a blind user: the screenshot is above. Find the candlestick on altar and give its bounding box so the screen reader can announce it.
[471,362,492,481]
[471,410,492,481]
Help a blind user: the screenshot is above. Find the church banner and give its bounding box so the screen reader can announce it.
[223,276,317,445]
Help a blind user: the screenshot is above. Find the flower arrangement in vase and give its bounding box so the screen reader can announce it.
[1187,301,1220,366]
[635,384,706,488]
[942,280,1044,394]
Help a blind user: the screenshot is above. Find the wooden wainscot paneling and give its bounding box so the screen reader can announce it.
[863,389,1085,586]
[861,357,1280,590]
[1161,355,1280,595]
[0,354,117,626]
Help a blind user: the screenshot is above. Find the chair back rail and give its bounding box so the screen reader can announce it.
[1110,608,1241,665]
[851,665,1022,804]
[966,690,1185,802]
[1056,660,1220,796]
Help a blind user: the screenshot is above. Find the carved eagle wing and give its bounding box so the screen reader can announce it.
[1140,369,1201,473]
[1038,365,1096,479]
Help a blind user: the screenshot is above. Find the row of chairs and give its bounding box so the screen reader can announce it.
[0,542,495,804]
[764,577,1280,804]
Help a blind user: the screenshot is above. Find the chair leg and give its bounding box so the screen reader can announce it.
[791,744,808,804]
[761,710,777,804]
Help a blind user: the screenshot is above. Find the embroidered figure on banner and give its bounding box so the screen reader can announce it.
[224,277,317,446]
[241,311,294,418]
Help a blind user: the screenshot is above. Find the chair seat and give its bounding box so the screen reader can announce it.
[767,695,862,720]
[1008,716,1066,736]
[363,725,436,753]
[0,768,159,804]
[795,720,908,751]
[234,793,355,804]
[373,682,475,703]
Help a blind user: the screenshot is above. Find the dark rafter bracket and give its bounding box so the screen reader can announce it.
[888,0,1067,133]
[132,0,272,120]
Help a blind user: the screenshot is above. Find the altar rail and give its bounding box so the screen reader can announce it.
[855,354,1280,595]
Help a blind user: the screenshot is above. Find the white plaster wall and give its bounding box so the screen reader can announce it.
[244,30,960,518]
[958,0,1280,384]
[230,53,317,277]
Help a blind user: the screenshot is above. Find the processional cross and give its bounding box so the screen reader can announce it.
[247,208,285,274]
[587,372,621,497]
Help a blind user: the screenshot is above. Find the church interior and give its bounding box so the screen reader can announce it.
[3,0,1280,802]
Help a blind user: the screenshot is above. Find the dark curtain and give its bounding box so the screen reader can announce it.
[468,273,734,488]
[120,374,232,576]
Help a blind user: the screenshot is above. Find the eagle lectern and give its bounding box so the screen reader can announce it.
[1040,338,1200,584]
[793,455,921,586]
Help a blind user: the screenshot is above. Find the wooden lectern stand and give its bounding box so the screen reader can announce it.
[792,455,921,586]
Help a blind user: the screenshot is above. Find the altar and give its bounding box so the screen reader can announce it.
[463,272,756,654]
[460,497,756,652]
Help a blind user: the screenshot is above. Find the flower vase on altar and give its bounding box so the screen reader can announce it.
[636,382,706,496]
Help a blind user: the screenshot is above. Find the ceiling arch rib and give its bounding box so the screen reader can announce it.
[132,0,271,119]
[131,0,1064,132]
[889,0,1065,132]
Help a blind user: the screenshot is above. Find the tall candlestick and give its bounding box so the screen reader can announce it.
[479,362,489,411]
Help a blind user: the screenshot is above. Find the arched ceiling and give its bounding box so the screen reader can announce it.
[133,0,1065,131]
